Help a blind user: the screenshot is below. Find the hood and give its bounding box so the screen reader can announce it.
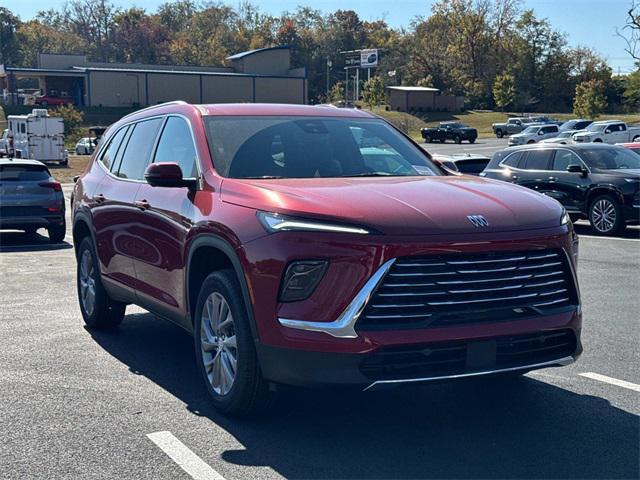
[220,175,564,236]
[592,168,640,178]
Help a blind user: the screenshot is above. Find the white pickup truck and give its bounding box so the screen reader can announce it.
[572,120,640,144]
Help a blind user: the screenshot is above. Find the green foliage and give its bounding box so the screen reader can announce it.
[329,82,345,104]
[493,73,516,111]
[362,76,386,108]
[573,80,608,119]
[49,104,84,135]
[623,70,640,111]
[0,1,629,111]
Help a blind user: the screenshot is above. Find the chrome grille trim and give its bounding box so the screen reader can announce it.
[359,249,578,330]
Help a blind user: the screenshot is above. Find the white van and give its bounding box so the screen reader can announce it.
[7,109,68,165]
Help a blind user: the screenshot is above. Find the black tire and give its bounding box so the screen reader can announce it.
[48,221,66,243]
[496,130,504,138]
[454,135,462,144]
[423,135,432,143]
[194,270,274,417]
[469,138,476,144]
[593,138,603,143]
[76,237,126,329]
[527,140,536,144]
[439,138,446,143]
[588,194,625,236]
[632,135,640,142]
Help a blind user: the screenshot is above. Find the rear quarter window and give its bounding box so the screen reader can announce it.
[500,151,524,168]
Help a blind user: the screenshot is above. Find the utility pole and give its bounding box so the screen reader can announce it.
[326,58,332,100]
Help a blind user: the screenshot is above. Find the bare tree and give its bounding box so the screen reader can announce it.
[617,0,640,61]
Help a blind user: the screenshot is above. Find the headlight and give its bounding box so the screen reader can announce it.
[561,209,571,226]
[257,211,371,235]
[624,178,640,183]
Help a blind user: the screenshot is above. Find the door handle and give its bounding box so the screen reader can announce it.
[94,193,106,204]
[134,199,151,210]
[512,175,518,181]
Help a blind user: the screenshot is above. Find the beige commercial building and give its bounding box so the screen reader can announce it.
[0,47,307,107]
[387,86,464,112]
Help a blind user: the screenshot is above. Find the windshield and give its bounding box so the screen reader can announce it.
[521,126,539,134]
[580,147,640,170]
[587,124,607,132]
[204,116,440,179]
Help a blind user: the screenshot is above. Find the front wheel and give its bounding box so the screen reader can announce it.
[423,135,432,143]
[76,237,126,329]
[454,135,462,144]
[495,130,504,138]
[589,195,625,235]
[469,138,476,144]
[194,270,274,417]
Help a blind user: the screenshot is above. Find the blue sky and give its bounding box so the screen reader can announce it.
[4,0,636,73]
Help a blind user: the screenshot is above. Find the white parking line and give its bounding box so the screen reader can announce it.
[147,431,226,480]
[578,235,639,242]
[579,372,640,392]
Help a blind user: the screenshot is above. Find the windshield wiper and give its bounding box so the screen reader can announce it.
[341,172,395,177]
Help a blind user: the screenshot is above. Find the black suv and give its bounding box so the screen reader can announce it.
[481,143,640,235]
[421,122,478,144]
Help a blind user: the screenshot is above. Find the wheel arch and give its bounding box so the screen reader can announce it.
[185,235,259,341]
[585,186,624,210]
[72,211,95,259]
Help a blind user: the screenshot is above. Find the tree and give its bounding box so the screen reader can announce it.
[573,80,607,119]
[493,73,515,110]
[362,76,386,108]
[0,7,21,65]
[617,0,640,61]
[49,104,84,135]
[623,69,640,111]
[113,8,171,64]
[329,81,345,103]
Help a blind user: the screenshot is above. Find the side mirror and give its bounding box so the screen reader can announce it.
[538,131,544,135]
[604,129,611,134]
[144,162,197,189]
[566,164,587,176]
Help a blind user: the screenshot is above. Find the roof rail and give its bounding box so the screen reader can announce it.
[120,100,188,120]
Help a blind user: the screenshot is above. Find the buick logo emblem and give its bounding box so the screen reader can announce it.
[467,215,489,227]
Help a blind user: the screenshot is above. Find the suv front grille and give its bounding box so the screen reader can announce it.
[359,329,577,381]
[359,250,577,330]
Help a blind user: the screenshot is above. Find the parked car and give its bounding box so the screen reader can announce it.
[530,116,563,126]
[492,117,535,138]
[34,95,74,107]
[540,130,582,145]
[508,124,559,146]
[421,122,478,144]
[572,120,640,144]
[0,159,66,241]
[0,129,8,157]
[73,101,582,416]
[559,119,593,132]
[432,153,490,175]
[481,143,640,235]
[75,137,97,155]
[618,142,640,155]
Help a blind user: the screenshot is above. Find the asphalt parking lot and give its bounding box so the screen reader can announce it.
[420,136,509,157]
[0,185,639,479]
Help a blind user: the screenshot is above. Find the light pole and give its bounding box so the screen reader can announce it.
[326,58,332,100]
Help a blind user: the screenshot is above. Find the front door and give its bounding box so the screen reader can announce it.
[539,149,591,213]
[130,116,200,321]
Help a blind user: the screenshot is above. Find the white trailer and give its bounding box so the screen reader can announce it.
[7,109,68,165]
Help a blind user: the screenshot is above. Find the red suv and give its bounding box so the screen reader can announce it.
[72,102,582,416]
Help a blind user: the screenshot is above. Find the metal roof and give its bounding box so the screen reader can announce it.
[386,86,440,92]
[227,46,290,61]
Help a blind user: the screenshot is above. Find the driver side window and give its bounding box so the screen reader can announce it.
[552,150,583,171]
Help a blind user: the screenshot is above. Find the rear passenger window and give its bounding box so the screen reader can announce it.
[502,151,524,168]
[99,126,128,171]
[116,118,163,180]
[153,117,198,178]
[523,150,552,170]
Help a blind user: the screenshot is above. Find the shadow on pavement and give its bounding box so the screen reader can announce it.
[0,230,72,252]
[90,312,639,479]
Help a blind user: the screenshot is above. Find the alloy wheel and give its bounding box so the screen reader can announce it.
[79,249,96,316]
[591,198,617,233]
[200,292,238,396]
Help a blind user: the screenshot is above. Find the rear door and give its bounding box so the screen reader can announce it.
[512,149,554,192]
[91,119,162,290]
[131,116,200,322]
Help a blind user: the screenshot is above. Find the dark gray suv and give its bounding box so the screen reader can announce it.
[0,159,66,242]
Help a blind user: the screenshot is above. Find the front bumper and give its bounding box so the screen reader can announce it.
[257,320,582,389]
